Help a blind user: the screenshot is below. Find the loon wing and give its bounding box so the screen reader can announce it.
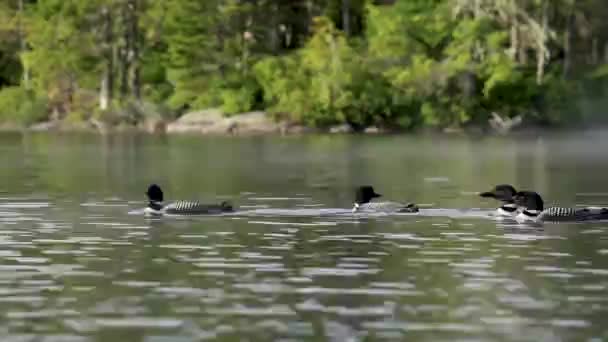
[164,200,233,215]
[358,201,418,213]
[538,207,578,221]
[539,207,608,222]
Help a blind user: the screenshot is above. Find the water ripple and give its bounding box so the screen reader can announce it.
[0,189,606,341]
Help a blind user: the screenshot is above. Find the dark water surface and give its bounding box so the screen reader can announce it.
[1,131,608,341]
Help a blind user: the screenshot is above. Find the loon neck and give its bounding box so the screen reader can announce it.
[352,202,360,212]
[148,201,164,211]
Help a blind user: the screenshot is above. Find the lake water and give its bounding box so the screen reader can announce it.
[1,131,608,341]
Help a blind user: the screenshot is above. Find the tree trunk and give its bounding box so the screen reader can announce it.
[18,0,29,89]
[216,26,225,77]
[64,75,75,116]
[473,0,481,18]
[306,0,313,36]
[242,15,253,73]
[285,25,293,48]
[518,43,528,65]
[328,31,337,112]
[563,8,573,78]
[119,48,129,100]
[536,1,548,85]
[341,0,350,36]
[510,18,518,62]
[269,3,279,54]
[99,5,114,110]
[517,5,528,65]
[119,1,130,100]
[128,0,141,100]
[591,37,599,65]
[100,77,109,111]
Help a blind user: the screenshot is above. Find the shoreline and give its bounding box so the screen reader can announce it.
[0,122,600,140]
[0,108,598,138]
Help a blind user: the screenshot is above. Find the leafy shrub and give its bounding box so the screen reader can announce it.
[0,86,48,125]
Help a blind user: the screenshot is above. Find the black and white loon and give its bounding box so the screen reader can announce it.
[352,186,419,213]
[144,184,234,216]
[479,184,520,217]
[514,191,608,223]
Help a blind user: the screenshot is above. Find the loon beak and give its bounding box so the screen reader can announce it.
[373,193,382,198]
[479,191,496,198]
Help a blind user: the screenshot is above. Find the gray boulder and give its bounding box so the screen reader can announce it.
[167,109,283,135]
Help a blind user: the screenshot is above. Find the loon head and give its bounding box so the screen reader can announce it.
[354,185,381,207]
[146,184,164,210]
[514,191,544,213]
[480,184,517,203]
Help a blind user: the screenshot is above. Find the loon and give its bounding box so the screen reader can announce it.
[479,184,520,217]
[352,186,418,213]
[514,191,608,223]
[144,184,234,216]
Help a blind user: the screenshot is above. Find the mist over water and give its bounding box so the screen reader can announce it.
[1,131,608,341]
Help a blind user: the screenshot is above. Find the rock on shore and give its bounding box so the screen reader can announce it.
[166,109,285,135]
[12,108,396,135]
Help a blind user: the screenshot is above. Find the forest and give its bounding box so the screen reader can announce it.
[1,0,608,132]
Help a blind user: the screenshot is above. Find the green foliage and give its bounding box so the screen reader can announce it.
[219,74,260,115]
[163,0,265,115]
[0,0,605,130]
[535,76,582,124]
[0,86,47,125]
[299,17,358,125]
[141,47,173,103]
[23,1,99,98]
[254,16,397,128]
